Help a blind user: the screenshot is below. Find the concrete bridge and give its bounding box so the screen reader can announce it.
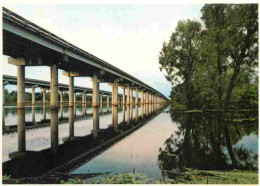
[2,7,168,158]
[3,75,126,105]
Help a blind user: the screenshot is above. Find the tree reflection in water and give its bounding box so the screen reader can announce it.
[158,112,258,179]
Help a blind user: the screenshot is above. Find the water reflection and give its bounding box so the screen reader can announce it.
[50,109,58,154]
[17,109,25,152]
[3,103,155,178]
[135,104,138,122]
[93,106,99,138]
[158,112,258,179]
[69,106,74,139]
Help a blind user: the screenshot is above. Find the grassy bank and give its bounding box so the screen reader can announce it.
[82,169,258,184]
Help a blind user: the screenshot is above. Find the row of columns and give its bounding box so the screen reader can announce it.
[6,57,167,158]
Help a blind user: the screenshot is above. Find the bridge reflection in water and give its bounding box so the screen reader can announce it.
[2,102,166,178]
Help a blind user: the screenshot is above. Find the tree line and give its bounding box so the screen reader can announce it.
[159,4,258,113]
[4,89,93,103]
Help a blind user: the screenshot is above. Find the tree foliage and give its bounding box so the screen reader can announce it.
[159,4,258,111]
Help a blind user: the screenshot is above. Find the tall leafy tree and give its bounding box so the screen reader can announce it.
[201,4,258,113]
[159,20,202,110]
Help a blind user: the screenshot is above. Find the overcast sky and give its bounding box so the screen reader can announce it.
[2,4,203,97]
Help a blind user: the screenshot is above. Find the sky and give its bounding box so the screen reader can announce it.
[2,4,203,98]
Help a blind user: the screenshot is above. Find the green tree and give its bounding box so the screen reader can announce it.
[159,20,202,110]
[201,4,258,113]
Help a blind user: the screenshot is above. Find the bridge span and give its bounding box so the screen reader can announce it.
[2,7,168,163]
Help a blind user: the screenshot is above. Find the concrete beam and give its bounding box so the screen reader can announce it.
[8,57,25,66]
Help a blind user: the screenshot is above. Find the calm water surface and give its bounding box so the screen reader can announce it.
[2,104,139,162]
[71,109,258,180]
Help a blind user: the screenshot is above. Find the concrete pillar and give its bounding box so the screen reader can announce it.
[122,88,126,105]
[106,96,109,112]
[145,92,149,104]
[17,109,25,152]
[145,92,149,116]
[130,89,133,105]
[112,82,118,106]
[50,63,59,155]
[74,92,76,105]
[42,89,46,106]
[92,74,99,107]
[50,64,58,109]
[141,90,144,104]
[82,93,85,104]
[69,76,74,107]
[17,65,25,109]
[59,91,63,104]
[69,106,74,139]
[112,81,118,131]
[135,88,138,105]
[32,87,35,105]
[127,85,130,105]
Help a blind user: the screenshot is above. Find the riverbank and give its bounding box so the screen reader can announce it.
[85,169,258,184]
[3,169,258,184]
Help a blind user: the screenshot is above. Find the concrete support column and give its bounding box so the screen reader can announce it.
[92,74,99,107]
[17,65,25,109]
[145,92,149,116]
[106,96,109,110]
[50,64,59,109]
[130,89,133,105]
[69,76,74,107]
[122,88,126,105]
[50,63,59,155]
[127,85,130,105]
[112,81,118,131]
[42,89,46,106]
[74,92,76,105]
[32,87,35,105]
[141,90,144,104]
[145,92,149,104]
[82,93,85,104]
[135,88,138,105]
